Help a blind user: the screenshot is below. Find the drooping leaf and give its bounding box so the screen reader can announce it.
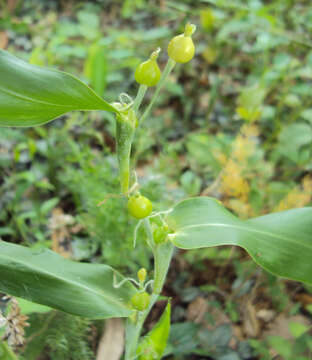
[137,301,171,360]
[0,240,136,319]
[0,49,119,127]
[167,197,312,285]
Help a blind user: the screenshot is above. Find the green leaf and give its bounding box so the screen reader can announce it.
[0,343,18,360]
[137,301,171,360]
[0,240,136,319]
[84,42,108,96]
[268,336,292,359]
[276,123,312,164]
[40,197,60,215]
[167,197,312,285]
[289,322,309,338]
[164,322,200,356]
[15,297,51,315]
[0,49,119,127]
[301,108,312,124]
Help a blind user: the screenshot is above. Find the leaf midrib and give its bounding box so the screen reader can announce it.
[0,249,129,312]
[174,223,312,251]
[0,85,75,109]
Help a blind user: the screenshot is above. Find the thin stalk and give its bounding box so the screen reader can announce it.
[125,293,158,360]
[143,218,155,250]
[116,119,135,194]
[125,218,173,359]
[133,85,147,114]
[139,58,176,124]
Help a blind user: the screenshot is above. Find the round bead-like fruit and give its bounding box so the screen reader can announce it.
[135,48,161,87]
[127,195,153,219]
[168,35,195,63]
[131,291,150,311]
[167,23,196,63]
[135,59,161,87]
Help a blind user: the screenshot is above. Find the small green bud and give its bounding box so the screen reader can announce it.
[138,268,147,283]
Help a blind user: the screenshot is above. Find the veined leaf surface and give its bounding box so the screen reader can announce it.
[0,49,118,127]
[0,240,135,319]
[167,197,312,285]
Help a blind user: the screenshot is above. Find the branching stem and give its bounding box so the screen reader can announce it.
[125,218,173,359]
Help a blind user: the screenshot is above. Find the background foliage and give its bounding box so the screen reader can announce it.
[0,0,311,359]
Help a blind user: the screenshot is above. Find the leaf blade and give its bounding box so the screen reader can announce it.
[0,49,118,127]
[167,197,312,285]
[0,240,135,319]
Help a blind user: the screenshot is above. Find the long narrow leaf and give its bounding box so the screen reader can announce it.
[167,197,312,285]
[0,240,135,319]
[0,49,118,127]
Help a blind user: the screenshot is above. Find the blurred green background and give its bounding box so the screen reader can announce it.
[0,0,312,359]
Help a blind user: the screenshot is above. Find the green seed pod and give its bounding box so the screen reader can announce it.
[168,23,196,63]
[128,195,153,219]
[135,48,161,87]
[131,291,150,311]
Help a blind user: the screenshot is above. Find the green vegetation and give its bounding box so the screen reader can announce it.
[0,0,311,359]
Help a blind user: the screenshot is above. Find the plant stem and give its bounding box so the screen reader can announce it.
[133,85,147,114]
[125,293,158,360]
[153,240,174,294]
[115,108,136,194]
[116,119,134,194]
[125,218,174,359]
[143,218,155,250]
[139,58,176,124]
[124,59,177,359]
